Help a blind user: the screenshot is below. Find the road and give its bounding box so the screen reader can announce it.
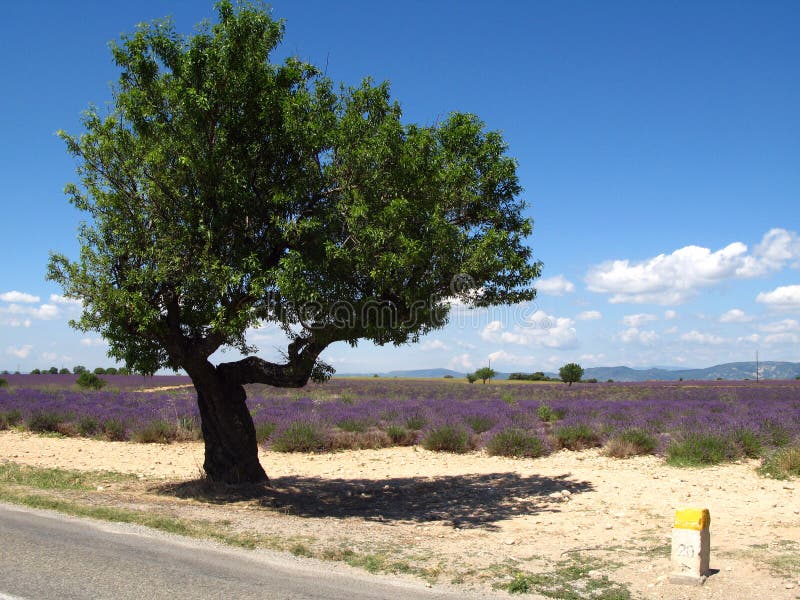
[0,503,499,600]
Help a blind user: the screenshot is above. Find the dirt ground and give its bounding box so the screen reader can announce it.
[1,430,798,599]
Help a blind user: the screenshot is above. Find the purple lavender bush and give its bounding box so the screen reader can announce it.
[2,378,799,466]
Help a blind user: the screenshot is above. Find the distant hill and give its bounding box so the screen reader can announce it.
[337,361,800,382]
[581,361,800,382]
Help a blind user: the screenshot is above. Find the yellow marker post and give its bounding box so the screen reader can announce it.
[669,508,711,585]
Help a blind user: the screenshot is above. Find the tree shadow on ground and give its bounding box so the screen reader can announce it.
[155,472,593,530]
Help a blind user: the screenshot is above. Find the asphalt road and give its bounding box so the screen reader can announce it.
[0,503,498,600]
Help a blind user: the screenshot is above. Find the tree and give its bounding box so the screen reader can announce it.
[73,365,87,375]
[76,372,107,390]
[59,368,71,375]
[48,2,540,483]
[466,373,478,384]
[473,367,496,384]
[559,363,583,386]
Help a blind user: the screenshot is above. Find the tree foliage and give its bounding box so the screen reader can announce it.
[48,1,539,382]
[559,363,584,386]
[473,367,497,384]
[46,1,541,482]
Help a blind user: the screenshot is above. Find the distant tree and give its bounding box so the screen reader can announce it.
[59,368,71,375]
[559,363,583,386]
[47,2,540,483]
[73,365,87,375]
[466,373,478,384]
[47,367,59,375]
[93,367,106,375]
[509,371,550,381]
[76,371,106,390]
[30,369,41,375]
[117,367,131,375]
[443,374,454,379]
[1,370,8,375]
[105,367,118,375]
[474,367,497,384]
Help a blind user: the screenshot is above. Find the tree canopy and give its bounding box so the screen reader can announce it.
[559,363,584,386]
[47,1,541,482]
[473,367,497,384]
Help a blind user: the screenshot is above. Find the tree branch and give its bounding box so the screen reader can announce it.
[217,335,327,387]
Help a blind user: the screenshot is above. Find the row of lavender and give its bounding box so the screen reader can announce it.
[2,377,799,460]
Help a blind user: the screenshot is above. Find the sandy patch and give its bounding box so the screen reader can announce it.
[1,430,798,599]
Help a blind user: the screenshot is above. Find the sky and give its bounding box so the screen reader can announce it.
[1,1,798,374]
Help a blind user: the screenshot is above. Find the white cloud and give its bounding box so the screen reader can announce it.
[617,327,659,345]
[49,294,82,307]
[719,308,752,323]
[0,317,32,328]
[576,310,602,321]
[759,319,800,334]
[32,304,60,320]
[420,339,450,351]
[664,310,677,320]
[6,344,33,358]
[0,291,40,303]
[480,311,578,349]
[80,337,108,347]
[579,353,606,364]
[622,313,657,327]
[738,334,760,344]
[536,275,575,296]
[487,350,537,368]
[680,330,725,345]
[739,228,800,276]
[764,333,799,345]
[0,303,60,321]
[41,352,58,362]
[756,285,800,310]
[447,353,474,372]
[586,229,800,304]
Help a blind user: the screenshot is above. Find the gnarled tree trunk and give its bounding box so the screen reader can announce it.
[185,359,268,484]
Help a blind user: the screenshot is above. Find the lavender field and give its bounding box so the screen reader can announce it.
[1,376,799,471]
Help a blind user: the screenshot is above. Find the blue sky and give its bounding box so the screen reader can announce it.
[1,1,798,374]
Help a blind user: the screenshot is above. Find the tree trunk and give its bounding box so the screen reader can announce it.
[185,360,268,484]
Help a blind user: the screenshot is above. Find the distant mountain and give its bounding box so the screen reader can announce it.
[336,361,800,382]
[581,361,800,382]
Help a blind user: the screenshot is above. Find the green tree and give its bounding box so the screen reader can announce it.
[59,368,71,375]
[48,2,540,483]
[30,369,41,375]
[466,373,478,384]
[73,365,87,375]
[473,367,496,384]
[76,371,107,390]
[559,363,584,386]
